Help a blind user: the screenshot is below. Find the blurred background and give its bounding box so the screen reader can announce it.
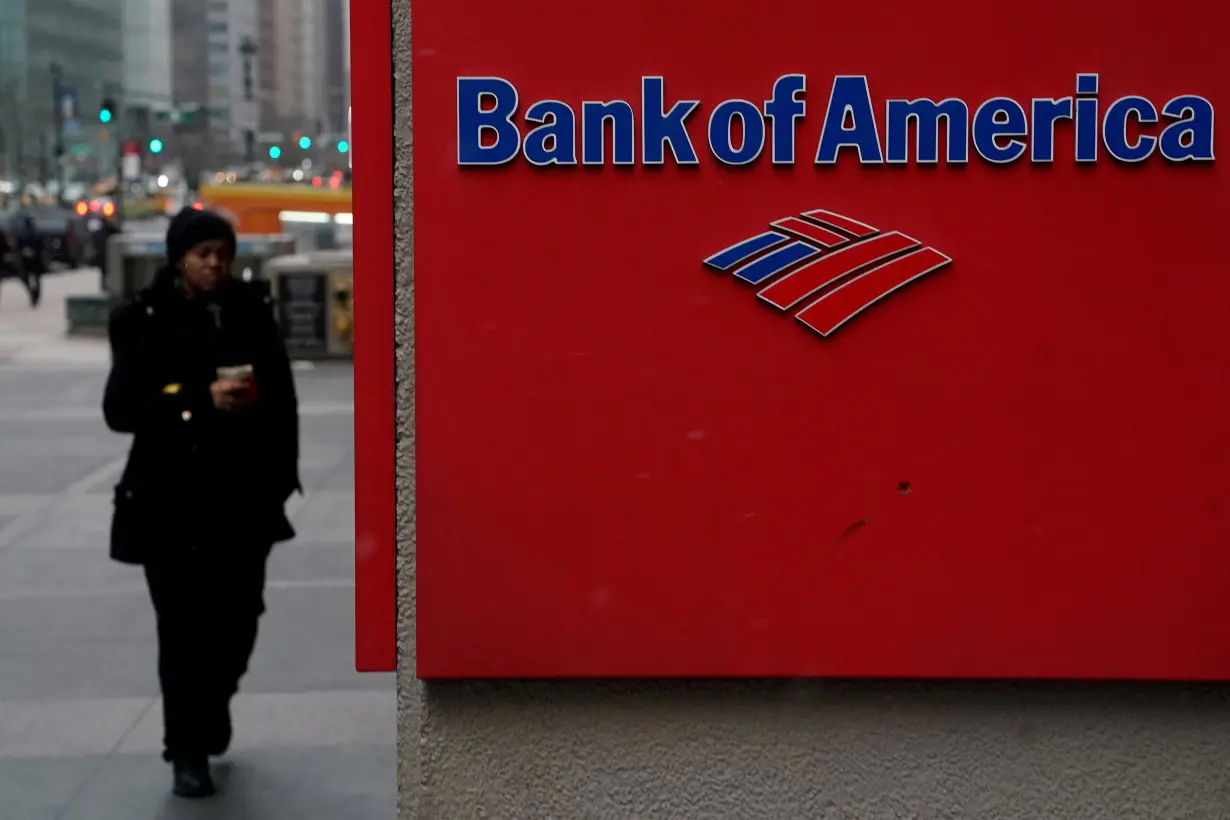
[0,0,350,204]
[0,0,353,284]
[0,2,387,817]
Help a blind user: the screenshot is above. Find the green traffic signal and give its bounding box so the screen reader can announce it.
[337,140,348,152]
[100,109,112,123]
[269,145,281,159]
[299,136,311,149]
[148,139,163,153]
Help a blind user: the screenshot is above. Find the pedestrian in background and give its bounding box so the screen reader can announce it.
[13,214,43,306]
[102,207,301,799]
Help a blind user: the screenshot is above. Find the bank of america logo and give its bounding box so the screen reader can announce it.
[703,209,951,338]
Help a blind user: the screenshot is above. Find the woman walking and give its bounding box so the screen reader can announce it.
[102,207,301,798]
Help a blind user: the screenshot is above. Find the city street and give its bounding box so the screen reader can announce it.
[0,271,394,818]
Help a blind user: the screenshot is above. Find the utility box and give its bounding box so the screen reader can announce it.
[263,250,354,359]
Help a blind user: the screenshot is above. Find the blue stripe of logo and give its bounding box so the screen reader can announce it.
[733,241,818,284]
[703,231,788,271]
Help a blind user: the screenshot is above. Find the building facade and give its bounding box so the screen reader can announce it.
[256,0,275,133]
[121,0,172,166]
[379,1,1230,816]
[170,0,258,164]
[322,0,349,136]
[122,0,172,109]
[297,0,326,134]
[257,0,326,142]
[0,0,124,181]
[169,0,206,109]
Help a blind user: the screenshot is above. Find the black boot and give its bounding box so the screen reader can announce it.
[204,703,233,757]
[171,755,216,798]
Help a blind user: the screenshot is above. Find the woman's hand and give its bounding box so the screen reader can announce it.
[210,378,250,411]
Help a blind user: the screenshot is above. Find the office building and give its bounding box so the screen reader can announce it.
[121,0,173,163]
[0,0,124,180]
[323,0,349,136]
[171,0,259,162]
[258,0,326,139]
[122,0,173,109]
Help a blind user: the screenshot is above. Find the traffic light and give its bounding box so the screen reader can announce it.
[336,140,348,152]
[298,136,311,149]
[148,138,163,153]
[100,97,115,123]
[269,145,281,159]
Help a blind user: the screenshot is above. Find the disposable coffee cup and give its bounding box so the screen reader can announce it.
[217,364,257,404]
[217,364,254,381]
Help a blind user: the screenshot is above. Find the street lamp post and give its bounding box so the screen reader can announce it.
[105,82,126,230]
[50,62,65,199]
[239,37,258,163]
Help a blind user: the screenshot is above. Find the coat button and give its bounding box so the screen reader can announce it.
[181,410,192,421]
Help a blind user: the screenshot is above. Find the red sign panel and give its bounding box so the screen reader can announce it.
[351,0,396,672]
[355,0,1230,677]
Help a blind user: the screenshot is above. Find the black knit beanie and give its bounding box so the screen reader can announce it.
[166,208,237,267]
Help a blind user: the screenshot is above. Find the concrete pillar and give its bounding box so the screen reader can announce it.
[390,2,1230,816]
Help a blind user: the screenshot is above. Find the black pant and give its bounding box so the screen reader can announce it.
[0,254,38,306]
[143,543,272,760]
[22,269,40,306]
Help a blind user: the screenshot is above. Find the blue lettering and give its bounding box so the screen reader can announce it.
[972,98,1028,163]
[455,73,1216,170]
[1159,95,1215,161]
[763,74,806,164]
[523,101,577,165]
[457,77,520,165]
[816,76,882,164]
[708,100,765,165]
[1074,74,1099,162]
[641,77,700,165]
[884,98,969,163]
[1102,96,1158,163]
[1030,98,1073,163]
[581,100,635,165]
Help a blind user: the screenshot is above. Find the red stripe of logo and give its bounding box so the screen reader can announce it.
[794,247,952,337]
[769,217,850,248]
[800,209,878,237]
[757,232,920,310]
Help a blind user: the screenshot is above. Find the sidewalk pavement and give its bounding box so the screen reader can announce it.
[0,270,396,818]
[0,270,109,367]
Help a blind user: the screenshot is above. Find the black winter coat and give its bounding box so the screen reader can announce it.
[103,269,301,565]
